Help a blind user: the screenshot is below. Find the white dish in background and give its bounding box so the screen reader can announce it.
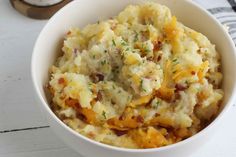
[23,0,63,6]
[31,0,236,157]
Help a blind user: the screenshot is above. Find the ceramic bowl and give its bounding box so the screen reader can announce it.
[31,0,236,157]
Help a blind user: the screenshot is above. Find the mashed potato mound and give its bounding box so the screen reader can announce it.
[48,2,223,149]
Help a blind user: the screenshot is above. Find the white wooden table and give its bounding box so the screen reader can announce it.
[0,0,235,157]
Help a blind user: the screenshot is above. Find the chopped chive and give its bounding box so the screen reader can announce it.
[173,58,178,62]
[101,60,106,65]
[102,111,106,119]
[153,100,160,109]
[112,39,116,46]
[140,79,147,92]
[146,48,151,53]
[121,40,127,46]
[134,31,138,42]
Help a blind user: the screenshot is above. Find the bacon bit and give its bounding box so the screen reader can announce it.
[58,78,65,85]
[197,49,201,54]
[73,48,78,54]
[157,55,162,62]
[90,73,104,83]
[191,71,196,75]
[112,129,128,136]
[136,115,144,123]
[147,57,154,61]
[76,113,87,121]
[65,98,80,108]
[96,91,103,101]
[118,115,125,121]
[96,73,104,81]
[153,41,162,51]
[111,100,115,105]
[174,92,181,101]
[175,84,187,91]
[67,31,71,35]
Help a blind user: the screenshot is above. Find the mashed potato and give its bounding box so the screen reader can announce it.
[48,2,223,149]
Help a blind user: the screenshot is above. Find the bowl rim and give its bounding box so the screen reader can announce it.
[31,0,236,153]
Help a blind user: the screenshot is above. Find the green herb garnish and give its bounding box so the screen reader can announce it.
[140,79,147,92]
[101,60,106,65]
[173,58,178,62]
[153,100,161,109]
[134,31,139,42]
[121,40,127,46]
[125,47,130,51]
[112,39,116,46]
[102,111,106,119]
[145,48,151,53]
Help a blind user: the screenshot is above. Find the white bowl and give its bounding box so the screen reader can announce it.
[31,0,236,157]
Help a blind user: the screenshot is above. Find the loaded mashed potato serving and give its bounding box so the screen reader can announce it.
[47,2,223,148]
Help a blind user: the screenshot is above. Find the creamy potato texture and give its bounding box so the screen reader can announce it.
[48,2,223,148]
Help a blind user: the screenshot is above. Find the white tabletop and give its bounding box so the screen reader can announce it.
[0,1,235,157]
